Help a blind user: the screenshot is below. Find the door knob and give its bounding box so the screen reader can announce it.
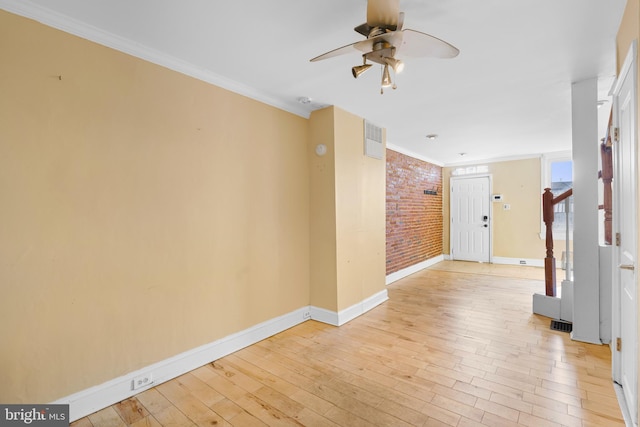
[619,264,635,271]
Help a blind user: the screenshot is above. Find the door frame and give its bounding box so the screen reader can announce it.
[449,174,493,263]
[611,39,638,426]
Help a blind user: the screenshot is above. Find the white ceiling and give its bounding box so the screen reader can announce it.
[1,0,627,165]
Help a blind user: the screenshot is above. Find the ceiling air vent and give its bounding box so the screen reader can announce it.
[364,120,383,159]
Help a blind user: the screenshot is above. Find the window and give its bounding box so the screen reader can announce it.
[451,165,489,176]
[541,152,573,237]
[550,160,573,234]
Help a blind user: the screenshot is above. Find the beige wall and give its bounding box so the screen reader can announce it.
[308,108,338,311]
[333,109,386,311]
[0,10,387,405]
[0,11,311,403]
[308,107,386,312]
[443,158,548,260]
[616,0,639,74]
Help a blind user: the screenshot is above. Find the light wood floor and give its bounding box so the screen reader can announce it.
[72,261,624,426]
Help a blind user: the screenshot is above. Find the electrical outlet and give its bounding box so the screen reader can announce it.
[302,310,311,320]
[132,373,154,391]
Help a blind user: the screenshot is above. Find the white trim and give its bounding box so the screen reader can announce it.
[386,144,444,166]
[0,0,311,119]
[54,307,310,421]
[532,293,561,319]
[492,257,544,267]
[614,381,636,427]
[612,39,638,96]
[450,174,493,263]
[385,255,445,285]
[310,291,389,326]
[611,39,639,425]
[386,146,548,169]
[309,306,340,326]
[445,153,542,168]
[52,288,389,422]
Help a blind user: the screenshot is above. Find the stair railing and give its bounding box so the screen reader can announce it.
[598,111,613,245]
[542,187,573,297]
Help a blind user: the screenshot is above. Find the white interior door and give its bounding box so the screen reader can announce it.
[450,175,491,262]
[612,41,638,425]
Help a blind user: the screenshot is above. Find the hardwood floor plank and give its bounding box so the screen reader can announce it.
[488,392,533,414]
[71,417,94,427]
[225,411,268,427]
[538,379,585,398]
[531,405,582,427]
[128,415,163,427]
[113,398,149,425]
[474,397,520,422]
[375,398,430,426]
[431,394,484,422]
[171,373,226,407]
[134,389,174,415]
[72,261,624,426]
[479,411,520,427]
[321,406,374,427]
[87,407,127,427]
[417,400,461,426]
[515,412,562,427]
[531,385,582,407]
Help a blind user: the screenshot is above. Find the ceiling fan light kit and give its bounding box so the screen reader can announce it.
[310,0,459,93]
[381,64,392,87]
[352,63,373,78]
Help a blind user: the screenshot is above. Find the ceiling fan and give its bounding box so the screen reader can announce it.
[310,0,459,93]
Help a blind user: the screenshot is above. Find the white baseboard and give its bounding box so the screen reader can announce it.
[492,257,544,267]
[385,255,444,285]
[54,307,309,421]
[54,290,389,422]
[338,289,389,326]
[614,381,635,427]
[532,293,561,319]
[310,289,388,326]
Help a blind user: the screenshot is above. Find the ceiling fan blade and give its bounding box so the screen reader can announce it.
[353,31,403,53]
[310,41,359,62]
[367,0,400,29]
[397,29,459,58]
[312,31,404,63]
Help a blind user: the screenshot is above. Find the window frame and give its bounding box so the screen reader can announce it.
[540,151,573,240]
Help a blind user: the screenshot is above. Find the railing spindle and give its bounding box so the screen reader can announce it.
[542,187,573,297]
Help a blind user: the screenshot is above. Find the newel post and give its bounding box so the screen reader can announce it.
[542,188,556,297]
[600,141,613,245]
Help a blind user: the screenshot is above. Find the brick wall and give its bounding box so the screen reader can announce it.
[386,149,443,275]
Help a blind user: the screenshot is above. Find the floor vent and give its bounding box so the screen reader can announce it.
[550,319,573,333]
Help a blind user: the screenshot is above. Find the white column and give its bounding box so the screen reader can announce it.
[571,78,602,344]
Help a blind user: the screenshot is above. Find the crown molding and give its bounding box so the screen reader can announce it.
[386,143,445,167]
[0,0,311,119]
[445,152,544,168]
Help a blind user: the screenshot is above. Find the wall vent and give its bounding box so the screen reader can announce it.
[550,319,572,333]
[364,120,383,159]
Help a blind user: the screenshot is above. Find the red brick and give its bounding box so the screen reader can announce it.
[386,150,443,274]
